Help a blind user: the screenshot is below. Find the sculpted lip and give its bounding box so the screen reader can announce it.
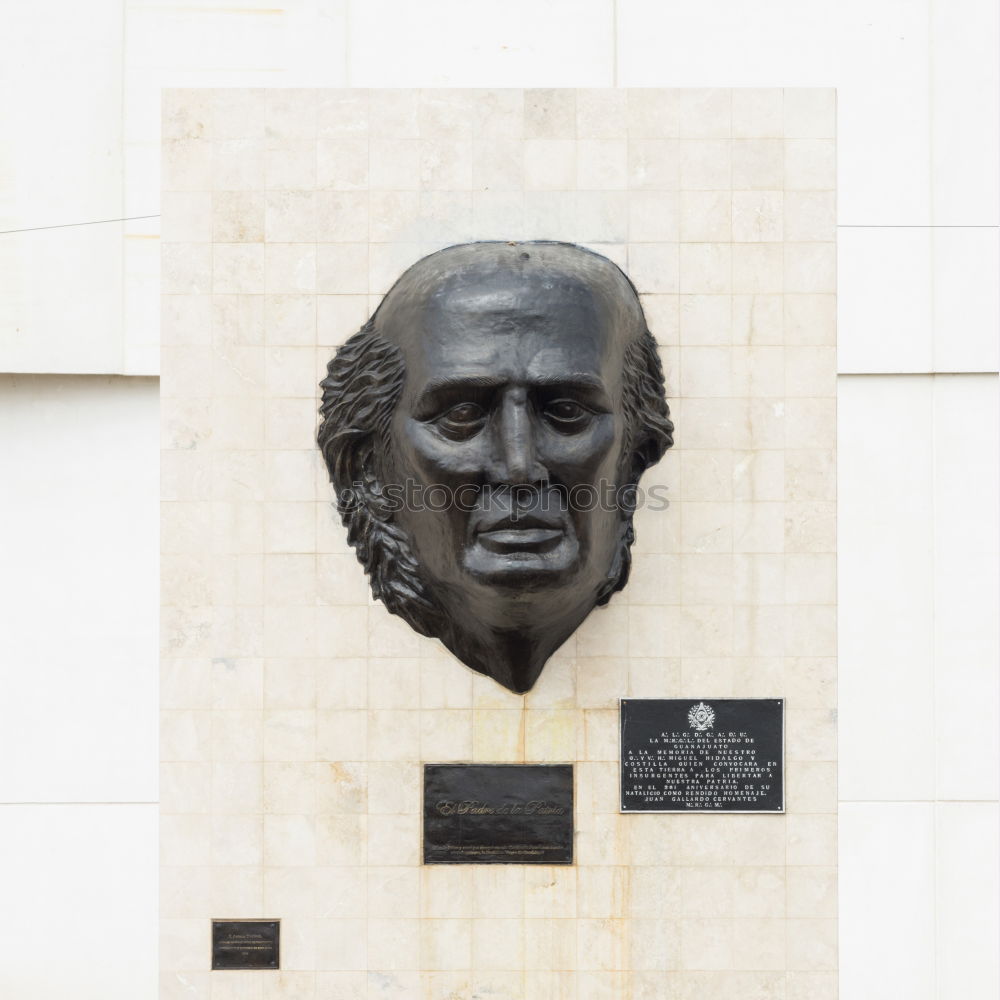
[476,526,565,554]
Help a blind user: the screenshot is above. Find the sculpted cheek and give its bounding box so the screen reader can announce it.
[403,421,487,482]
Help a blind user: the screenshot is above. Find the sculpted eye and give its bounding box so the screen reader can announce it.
[434,402,487,440]
[542,398,592,433]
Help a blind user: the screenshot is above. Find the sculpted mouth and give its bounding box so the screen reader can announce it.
[476,526,565,554]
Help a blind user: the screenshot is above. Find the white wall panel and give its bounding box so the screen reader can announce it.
[348,1,615,87]
[838,376,935,800]
[932,375,1000,800]
[0,376,159,802]
[0,224,124,375]
[932,228,1000,373]
[930,0,1000,225]
[838,228,933,374]
[0,804,157,1000]
[0,2,123,232]
[840,802,936,1000]
[935,803,1000,999]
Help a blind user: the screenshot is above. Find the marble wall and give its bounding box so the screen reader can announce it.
[160,87,837,999]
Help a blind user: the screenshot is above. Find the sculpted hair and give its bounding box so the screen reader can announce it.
[317,246,674,636]
[317,322,441,638]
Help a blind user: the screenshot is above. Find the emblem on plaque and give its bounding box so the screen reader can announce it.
[687,701,715,731]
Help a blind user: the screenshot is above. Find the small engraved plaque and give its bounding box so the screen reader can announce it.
[424,764,574,864]
[211,919,280,970]
[620,699,784,813]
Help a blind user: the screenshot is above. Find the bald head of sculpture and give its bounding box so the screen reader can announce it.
[319,242,673,693]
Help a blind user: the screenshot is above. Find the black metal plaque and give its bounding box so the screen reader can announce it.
[211,920,280,970]
[423,764,574,864]
[620,699,784,813]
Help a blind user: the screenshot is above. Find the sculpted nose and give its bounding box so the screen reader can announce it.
[491,392,548,486]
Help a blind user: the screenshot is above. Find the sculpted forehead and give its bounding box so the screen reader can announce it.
[373,242,644,357]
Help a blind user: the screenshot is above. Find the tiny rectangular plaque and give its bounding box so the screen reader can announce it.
[620,699,784,813]
[423,763,574,864]
[211,919,280,970]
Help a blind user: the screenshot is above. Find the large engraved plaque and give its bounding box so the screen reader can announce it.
[423,764,574,864]
[620,699,784,813]
[211,919,280,970]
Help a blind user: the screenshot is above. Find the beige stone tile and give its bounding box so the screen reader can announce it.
[627,657,682,698]
[472,139,524,192]
[315,243,368,295]
[472,709,524,762]
[314,917,366,971]
[732,866,786,919]
[368,917,420,970]
[577,813,630,867]
[525,89,576,139]
[576,866,628,919]
[524,970,576,1000]
[367,813,420,866]
[733,293,784,346]
[524,709,579,761]
[317,294,369,349]
[577,918,628,971]
[786,866,837,919]
[679,917,734,970]
[576,658,629,709]
[784,139,836,191]
[786,970,838,1000]
[263,710,316,763]
[641,292,680,345]
[785,918,838,970]
[680,140,731,190]
[368,865,420,919]
[419,972,471,1000]
[160,866,211,919]
[733,139,784,190]
[732,90,784,139]
[471,918,524,971]
[576,139,628,190]
[630,919,681,972]
[628,139,680,190]
[316,815,367,866]
[314,972,365,998]
[420,918,473,971]
[577,89,628,140]
[261,971,317,998]
[732,917,786,970]
[317,91,369,139]
[679,243,731,294]
[419,709,473,763]
[367,658,421,710]
[367,761,419,815]
[524,139,576,190]
[263,761,315,815]
[523,865,577,918]
[264,813,316,866]
[524,654,576,710]
[472,866,525,919]
[627,90,680,139]
[315,657,367,711]
[523,918,577,971]
[783,243,836,294]
[680,190,731,242]
[315,761,366,816]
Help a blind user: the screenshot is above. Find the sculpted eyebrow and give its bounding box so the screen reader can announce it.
[418,373,609,397]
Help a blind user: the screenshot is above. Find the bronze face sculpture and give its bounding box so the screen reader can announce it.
[318,242,673,692]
